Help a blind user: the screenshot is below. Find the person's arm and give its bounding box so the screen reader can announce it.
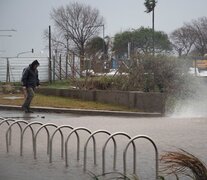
[36,70,40,86]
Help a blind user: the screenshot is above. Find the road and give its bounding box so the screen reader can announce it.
[0,109,207,180]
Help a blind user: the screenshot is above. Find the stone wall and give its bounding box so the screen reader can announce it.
[37,88,166,114]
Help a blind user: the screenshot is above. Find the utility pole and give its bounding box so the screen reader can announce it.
[102,24,105,58]
[66,35,69,79]
[49,25,52,83]
[152,6,155,56]
[6,58,10,82]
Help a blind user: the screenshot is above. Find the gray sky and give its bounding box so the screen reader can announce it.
[0,0,207,57]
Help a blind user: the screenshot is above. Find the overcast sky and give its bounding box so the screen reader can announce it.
[0,0,207,57]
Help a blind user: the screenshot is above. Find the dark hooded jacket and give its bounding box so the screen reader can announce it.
[21,61,40,88]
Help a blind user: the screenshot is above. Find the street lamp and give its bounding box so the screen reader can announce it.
[0,50,6,54]
[87,24,105,57]
[65,34,69,78]
[0,29,17,32]
[85,24,106,73]
[0,35,12,37]
[17,49,34,57]
[0,29,16,38]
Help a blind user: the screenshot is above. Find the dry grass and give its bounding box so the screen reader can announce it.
[0,93,137,112]
[160,149,207,180]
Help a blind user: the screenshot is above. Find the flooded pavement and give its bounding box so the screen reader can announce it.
[0,109,207,180]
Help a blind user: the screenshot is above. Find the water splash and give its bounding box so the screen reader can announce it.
[168,76,207,118]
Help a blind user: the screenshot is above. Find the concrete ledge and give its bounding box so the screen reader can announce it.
[37,88,166,114]
[0,105,162,117]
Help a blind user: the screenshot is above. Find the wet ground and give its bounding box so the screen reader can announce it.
[0,109,207,180]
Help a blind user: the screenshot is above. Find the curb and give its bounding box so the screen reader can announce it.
[0,105,163,117]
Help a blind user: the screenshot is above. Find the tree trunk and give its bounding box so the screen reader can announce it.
[80,47,85,76]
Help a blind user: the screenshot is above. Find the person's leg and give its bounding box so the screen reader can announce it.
[22,88,34,112]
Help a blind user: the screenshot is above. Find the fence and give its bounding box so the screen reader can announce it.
[0,53,80,83]
[0,57,49,82]
[0,117,159,179]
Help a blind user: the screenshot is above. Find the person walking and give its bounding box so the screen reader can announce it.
[21,60,40,113]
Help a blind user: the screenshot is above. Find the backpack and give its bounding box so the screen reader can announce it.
[21,67,27,84]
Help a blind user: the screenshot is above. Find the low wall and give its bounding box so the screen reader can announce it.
[37,88,166,114]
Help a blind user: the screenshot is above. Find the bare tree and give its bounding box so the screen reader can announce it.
[50,2,104,73]
[44,28,72,55]
[189,17,207,56]
[171,17,207,57]
[170,25,196,56]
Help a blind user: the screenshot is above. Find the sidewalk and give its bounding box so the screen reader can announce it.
[0,104,163,117]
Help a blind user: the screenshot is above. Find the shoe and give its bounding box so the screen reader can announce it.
[23,107,33,113]
[25,109,33,113]
[22,106,28,112]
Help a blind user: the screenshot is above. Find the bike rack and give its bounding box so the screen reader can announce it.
[65,127,95,167]
[0,119,15,126]
[33,123,58,159]
[83,129,115,172]
[20,121,44,156]
[0,116,159,178]
[5,120,28,153]
[0,119,15,145]
[102,132,136,175]
[123,135,159,180]
[49,125,74,163]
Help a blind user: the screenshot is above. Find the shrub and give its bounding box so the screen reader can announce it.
[160,149,207,180]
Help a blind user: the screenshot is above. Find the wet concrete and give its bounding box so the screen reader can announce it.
[0,110,207,180]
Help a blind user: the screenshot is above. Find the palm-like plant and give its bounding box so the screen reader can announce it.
[160,149,207,180]
[144,0,157,55]
[144,0,157,13]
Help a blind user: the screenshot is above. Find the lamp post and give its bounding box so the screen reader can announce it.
[5,49,34,82]
[99,24,105,58]
[0,48,34,83]
[87,24,105,72]
[0,29,17,32]
[152,7,155,56]
[0,35,12,37]
[0,29,16,38]
[84,24,105,73]
[87,24,105,57]
[65,34,69,78]
[16,49,34,57]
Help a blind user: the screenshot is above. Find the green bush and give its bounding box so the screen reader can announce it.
[47,54,192,94]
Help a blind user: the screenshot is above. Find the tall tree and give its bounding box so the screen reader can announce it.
[113,27,172,57]
[50,2,104,73]
[113,31,132,58]
[85,36,104,58]
[133,27,172,54]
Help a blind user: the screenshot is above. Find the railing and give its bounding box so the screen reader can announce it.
[0,117,159,179]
